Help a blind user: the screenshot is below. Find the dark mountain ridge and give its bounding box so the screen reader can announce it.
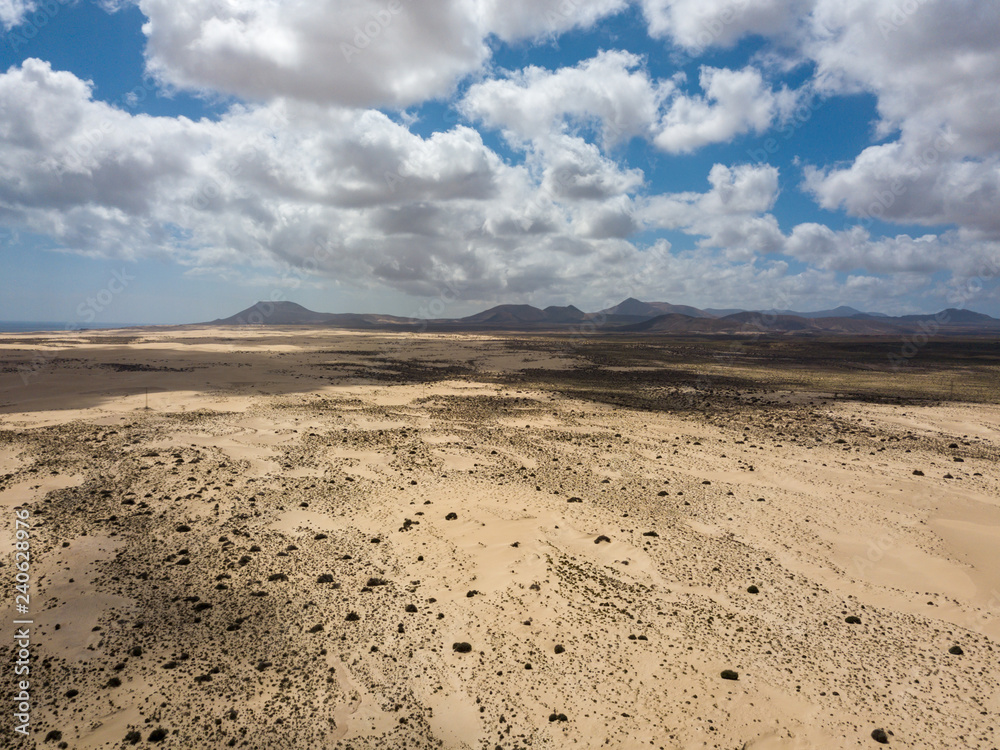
[206,299,1000,335]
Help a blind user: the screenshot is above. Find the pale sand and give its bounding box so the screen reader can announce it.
[0,327,997,748]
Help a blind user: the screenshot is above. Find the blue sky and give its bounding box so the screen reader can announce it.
[1,0,998,323]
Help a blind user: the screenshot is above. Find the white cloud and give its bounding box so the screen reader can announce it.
[785,224,1000,278]
[640,0,809,49]
[808,0,1000,154]
[654,66,776,153]
[0,59,655,302]
[477,0,628,41]
[0,0,33,28]
[804,136,1000,236]
[461,50,667,147]
[135,0,628,109]
[464,55,780,155]
[137,0,489,107]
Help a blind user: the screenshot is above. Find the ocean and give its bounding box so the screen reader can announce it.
[0,321,137,334]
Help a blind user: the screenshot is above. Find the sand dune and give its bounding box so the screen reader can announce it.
[0,328,997,748]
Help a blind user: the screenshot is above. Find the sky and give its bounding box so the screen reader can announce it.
[1,0,999,324]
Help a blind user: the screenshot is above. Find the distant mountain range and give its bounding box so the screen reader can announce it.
[207,298,1000,335]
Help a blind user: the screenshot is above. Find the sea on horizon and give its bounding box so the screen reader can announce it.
[0,321,137,334]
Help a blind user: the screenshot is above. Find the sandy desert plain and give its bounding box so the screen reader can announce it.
[0,326,998,750]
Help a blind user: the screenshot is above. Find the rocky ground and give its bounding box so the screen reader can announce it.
[0,328,998,749]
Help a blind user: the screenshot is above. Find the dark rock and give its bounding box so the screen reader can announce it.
[871,728,889,744]
[747,585,759,594]
[845,616,862,624]
[949,645,964,655]
[453,642,472,653]
[721,670,739,680]
[445,512,458,520]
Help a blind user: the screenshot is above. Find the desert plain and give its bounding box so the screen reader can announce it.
[0,327,998,749]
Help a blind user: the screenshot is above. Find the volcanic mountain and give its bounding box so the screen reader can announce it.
[205,299,1000,335]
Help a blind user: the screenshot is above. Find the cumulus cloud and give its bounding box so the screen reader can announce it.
[655,66,776,153]
[640,0,809,49]
[461,50,667,147]
[0,0,33,28]
[640,163,784,256]
[808,0,1000,153]
[477,0,628,41]
[0,59,656,301]
[797,1,1000,244]
[6,0,1000,315]
[464,54,779,155]
[137,0,493,108]
[803,136,1000,237]
[135,0,628,109]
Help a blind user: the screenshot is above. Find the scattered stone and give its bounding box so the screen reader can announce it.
[871,728,890,744]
